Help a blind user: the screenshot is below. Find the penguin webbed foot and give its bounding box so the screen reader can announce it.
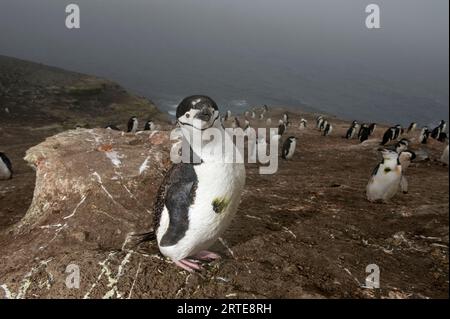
[174,259,202,272]
[193,250,221,261]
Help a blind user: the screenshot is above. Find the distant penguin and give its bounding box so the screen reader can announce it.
[393,125,403,140]
[251,111,256,119]
[345,121,358,139]
[282,113,289,124]
[144,120,156,131]
[380,127,396,145]
[266,118,272,126]
[419,127,431,144]
[320,120,328,132]
[278,122,286,136]
[316,116,324,129]
[127,116,138,133]
[243,121,251,135]
[407,122,417,133]
[369,123,377,135]
[366,149,402,202]
[441,145,449,166]
[358,124,369,139]
[139,95,245,272]
[395,138,409,153]
[259,113,264,120]
[244,111,250,118]
[232,117,241,129]
[281,136,297,160]
[263,105,269,113]
[105,124,121,131]
[359,126,371,143]
[432,120,447,138]
[323,123,333,136]
[299,118,307,130]
[398,150,415,194]
[226,110,232,120]
[0,152,13,180]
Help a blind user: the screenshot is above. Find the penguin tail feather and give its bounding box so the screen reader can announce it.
[131,231,156,245]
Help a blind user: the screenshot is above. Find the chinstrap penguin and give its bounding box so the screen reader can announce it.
[281,136,297,160]
[138,95,246,272]
[366,149,402,203]
[127,116,139,133]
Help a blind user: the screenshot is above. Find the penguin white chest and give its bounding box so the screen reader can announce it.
[285,140,296,159]
[367,164,402,202]
[0,160,11,180]
[159,162,245,260]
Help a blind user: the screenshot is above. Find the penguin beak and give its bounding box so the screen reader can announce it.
[195,106,212,122]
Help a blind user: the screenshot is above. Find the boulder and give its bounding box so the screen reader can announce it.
[0,128,175,298]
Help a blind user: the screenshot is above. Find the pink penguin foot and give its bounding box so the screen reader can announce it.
[192,250,221,261]
[174,259,202,272]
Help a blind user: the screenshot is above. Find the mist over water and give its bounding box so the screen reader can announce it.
[0,0,448,126]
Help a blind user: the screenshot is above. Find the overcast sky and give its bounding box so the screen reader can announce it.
[0,0,448,123]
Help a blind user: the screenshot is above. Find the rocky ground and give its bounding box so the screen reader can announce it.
[0,56,448,299]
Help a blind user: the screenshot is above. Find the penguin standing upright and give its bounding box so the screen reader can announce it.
[0,152,13,180]
[140,95,246,272]
[359,125,371,143]
[127,116,139,133]
[278,122,286,136]
[320,119,328,132]
[323,123,333,136]
[398,150,416,194]
[232,117,241,129]
[431,120,447,139]
[281,136,297,160]
[393,125,403,140]
[366,149,402,202]
[419,127,431,144]
[407,122,417,133]
[316,116,324,129]
[358,124,369,139]
[299,118,307,130]
[144,120,156,131]
[345,121,358,139]
[266,118,272,126]
[369,123,377,136]
[380,127,396,145]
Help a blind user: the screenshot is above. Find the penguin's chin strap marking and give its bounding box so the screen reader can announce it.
[177,114,219,131]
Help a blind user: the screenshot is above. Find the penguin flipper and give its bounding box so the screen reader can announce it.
[155,164,198,247]
[0,153,13,176]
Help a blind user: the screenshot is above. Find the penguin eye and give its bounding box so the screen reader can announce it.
[185,113,190,119]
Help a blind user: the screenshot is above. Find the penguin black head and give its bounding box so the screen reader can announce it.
[176,95,220,130]
[399,150,416,163]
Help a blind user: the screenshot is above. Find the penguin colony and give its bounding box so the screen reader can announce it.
[2,96,447,273]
